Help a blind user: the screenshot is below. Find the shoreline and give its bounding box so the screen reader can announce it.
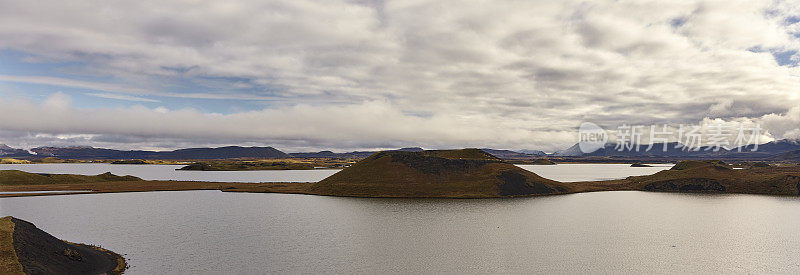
[1,176,798,198]
[2,159,798,199]
[0,181,315,198]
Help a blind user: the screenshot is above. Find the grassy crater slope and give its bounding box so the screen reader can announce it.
[625,160,800,195]
[0,216,126,275]
[309,149,573,198]
[0,170,140,186]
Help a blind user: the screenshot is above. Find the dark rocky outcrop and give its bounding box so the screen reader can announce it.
[643,178,726,193]
[624,160,800,196]
[0,216,125,275]
[496,170,560,196]
[670,160,728,171]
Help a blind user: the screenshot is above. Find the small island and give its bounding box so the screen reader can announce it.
[0,216,126,274]
[307,149,571,198]
[0,170,141,186]
[175,159,357,171]
[176,160,315,171]
[529,159,557,165]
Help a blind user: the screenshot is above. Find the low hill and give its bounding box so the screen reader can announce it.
[625,160,800,195]
[309,149,573,198]
[0,171,140,186]
[772,149,800,161]
[480,149,544,160]
[529,159,556,165]
[0,159,31,164]
[0,216,126,274]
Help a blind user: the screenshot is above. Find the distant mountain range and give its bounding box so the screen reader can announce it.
[480,149,545,159]
[552,139,800,160]
[6,146,289,160]
[290,148,546,160]
[1,139,798,161]
[0,144,32,158]
[289,147,424,159]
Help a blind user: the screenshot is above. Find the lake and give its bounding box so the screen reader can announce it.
[2,191,800,274]
[3,163,799,274]
[518,163,673,182]
[0,163,673,182]
[0,163,339,183]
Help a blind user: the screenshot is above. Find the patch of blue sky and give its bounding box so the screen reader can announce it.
[746,46,798,67]
[0,50,285,113]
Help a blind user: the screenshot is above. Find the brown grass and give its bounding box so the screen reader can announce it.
[308,150,569,198]
[0,170,140,186]
[0,180,314,197]
[0,217,24,275]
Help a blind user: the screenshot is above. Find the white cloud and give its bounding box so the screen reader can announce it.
[0,94,574,151]
[759,106,800,139]
[42,91,70,110]
[0,0,799,150]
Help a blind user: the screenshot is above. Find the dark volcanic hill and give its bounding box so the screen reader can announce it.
[28,146,289,160]
[625,160,800,195]
[772,149,800,161]
[289,150,377,159]
[0,216,125,274]
[309,149,573,198]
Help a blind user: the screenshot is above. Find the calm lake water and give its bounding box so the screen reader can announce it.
[2,163,799,274]
[518,163,673,182]
[0,163,339,182]
[0,163,672,182]
[2,191,800,274]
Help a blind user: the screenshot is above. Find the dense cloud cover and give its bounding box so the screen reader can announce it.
[0,0,799,151]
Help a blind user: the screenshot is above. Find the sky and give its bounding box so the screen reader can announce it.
[0,0,799,152]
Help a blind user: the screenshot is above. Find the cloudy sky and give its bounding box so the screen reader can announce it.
[1,0,799,152]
